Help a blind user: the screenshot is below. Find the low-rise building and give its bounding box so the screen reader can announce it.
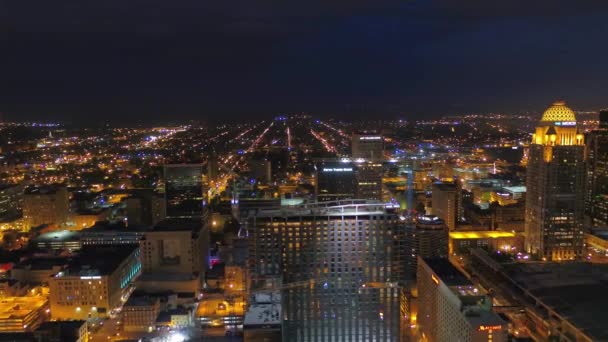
[11,258,68,286]
[80,222,147,247]
[0,296,49,333]
[49,245,141,320]
[0,279,27,297]
[34,320,88,342]
[31,230,81,252]
[122,296,160,332]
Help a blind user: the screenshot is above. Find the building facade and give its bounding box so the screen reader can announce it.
[525,101,585,261]
[354,161,383,201]
[248,200,404,341]
[431,182,459,230]
[0,183,24,220]
[417,258,507,342]
[352,133,384,162]
[164,164,204,219]
[404,216,448,280]
[140,218,206,275]
[585,109,608,226]
[23,185,69,231]
[314,161,357,202]
[49,245,142,320]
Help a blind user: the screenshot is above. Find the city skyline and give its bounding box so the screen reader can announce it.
[2,2,608,341]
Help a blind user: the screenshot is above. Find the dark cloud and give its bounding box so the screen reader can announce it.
[0,0,607,123]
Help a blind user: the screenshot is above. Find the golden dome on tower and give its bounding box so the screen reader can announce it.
[541,101,577,122]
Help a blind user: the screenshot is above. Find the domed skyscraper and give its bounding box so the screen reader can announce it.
[525,101,585,261]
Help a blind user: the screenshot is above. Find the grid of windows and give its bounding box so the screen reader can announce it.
[250,205,404,341]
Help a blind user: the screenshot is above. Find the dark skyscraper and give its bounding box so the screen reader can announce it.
[404,215,449,280]
[314,160,357,202]
[585,109,608,225]
[248,200,404,341]
[164,164,204,218]
[354,160,384,201]
[525,101,585,261]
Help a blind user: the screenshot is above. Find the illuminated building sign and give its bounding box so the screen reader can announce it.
[359,136,382,140]
[478,325,502,332]
[323,168,353,172]
[431,274,439,285]
[554,121,576,126]
[80,276,101,280]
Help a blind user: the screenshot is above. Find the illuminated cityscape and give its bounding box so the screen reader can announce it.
[2,2,608,342]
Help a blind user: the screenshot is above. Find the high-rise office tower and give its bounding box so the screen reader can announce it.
[417,258,507,342]
[354,160,383,201]
[431,182,459,230]
[314,161,357,202]
[164,164,204,218]
[404,215,449,280]
[585,109,608,225]
[525,101,585,261]
[126,189,166,226]
[352,132,384,162]
[207,154,219,183]
[248,200,404,341]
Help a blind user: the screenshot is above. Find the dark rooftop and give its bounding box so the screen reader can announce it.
[152,218,202,232]
[500,262,608,341]
[64,245,139,276]
[82,221,149,233]
[15,257,69,271]
[36,321,86,342]
[24,185,65,195]
[432,182,457,191]
[125,295,158,307]
[422,257,472,286]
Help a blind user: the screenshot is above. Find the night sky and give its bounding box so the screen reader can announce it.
[1,0,608,123]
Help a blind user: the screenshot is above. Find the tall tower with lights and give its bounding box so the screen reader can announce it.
[525,101,585,261]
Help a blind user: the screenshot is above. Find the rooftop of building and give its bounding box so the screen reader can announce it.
[244,291,281,327]
[414,215,446,229]
[0,296,47,320]
[502,185,526,194]
[14,257,69,271]
[541,101,577,123]
[151,218,202,232]
[422,258,472,286]
[464,309,507,329]
[58,245,139,277]
[124,295,159,307]
[432,182,457,191]
[137,272,198,282]
[81,221,149,233]
[24,185,65,195]
[0,333,36,342]
[502,262,608,341]
[156,307,191,323]
[36,320,86,341]
[32,230,80,243]
[449,231,516,240]
[253,199,394,217]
